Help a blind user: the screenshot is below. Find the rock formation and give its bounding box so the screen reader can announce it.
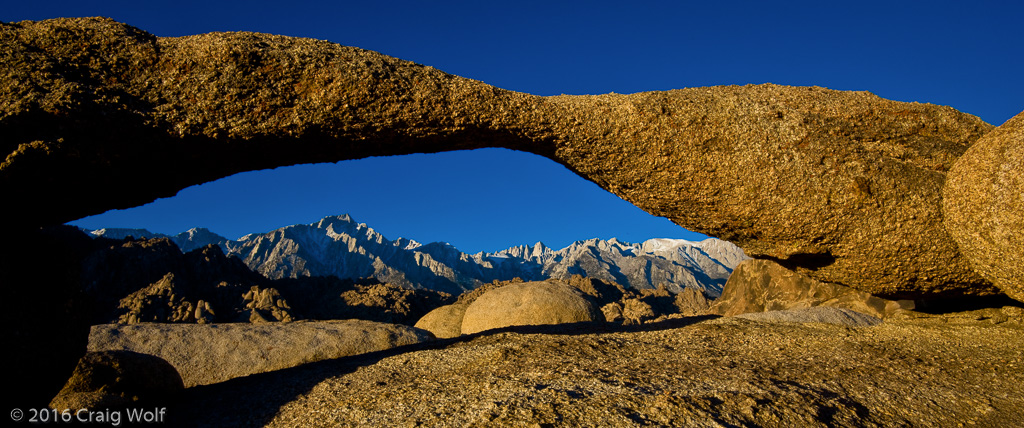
[461,281,603,335]
[117,273,212,324]
[620,298,657,324]
[944,109,1024,302]
[87,320,434,387]
[672,286,712,316]
[710,259,914,319]
[240,285,295,323]
[49,350,183,411]
[1,17,1001,299]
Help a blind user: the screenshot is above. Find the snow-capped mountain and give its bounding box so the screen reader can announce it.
[84,214,748,295]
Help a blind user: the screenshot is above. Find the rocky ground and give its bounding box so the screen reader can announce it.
[170,310,1024,427]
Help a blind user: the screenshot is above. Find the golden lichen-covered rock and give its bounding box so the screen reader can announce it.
[461,281,602,335]
[0,17,999,299]
[944,109,1024,302]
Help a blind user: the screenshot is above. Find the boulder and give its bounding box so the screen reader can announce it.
[49,351,183,410]
[735,307,883,327]
[414,303,468,339]
[944,109,1024,302]
[0,18,998,298]
[87,320,433,387]
[601,302,625,323]
[711,259,914,319]
[461,281,603,334]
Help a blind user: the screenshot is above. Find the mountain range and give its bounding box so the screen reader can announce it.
[85,214,748,295]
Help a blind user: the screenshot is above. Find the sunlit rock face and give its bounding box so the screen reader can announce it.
[944,109,1024,302]
[1,17,1000,298]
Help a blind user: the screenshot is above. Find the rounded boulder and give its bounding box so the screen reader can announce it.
[944,109,1024,302]
[461,281,602,335]
[415,304,468,339]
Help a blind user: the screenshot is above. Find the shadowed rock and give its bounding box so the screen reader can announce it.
[944,109,1024,302]
[1,17,1000,298]
[49,350,183,410]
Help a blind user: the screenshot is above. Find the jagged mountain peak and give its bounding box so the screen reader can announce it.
[639,238,700,253]
[88,227,159,240]
[394,237,423,250]
[315,214,356,229]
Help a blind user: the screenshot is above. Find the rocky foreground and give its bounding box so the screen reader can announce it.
[167,311,1024,427]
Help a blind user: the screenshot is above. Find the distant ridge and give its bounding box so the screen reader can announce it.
[84,214,748,295]
[87,227,229,253]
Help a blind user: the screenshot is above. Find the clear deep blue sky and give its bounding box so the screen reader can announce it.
[6,1,1023,253]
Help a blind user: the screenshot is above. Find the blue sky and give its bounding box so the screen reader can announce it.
[6,1,1023,253]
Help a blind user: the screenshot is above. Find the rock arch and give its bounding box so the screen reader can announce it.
[1,17,999,298]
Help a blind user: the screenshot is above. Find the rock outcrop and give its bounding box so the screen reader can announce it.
[414,304,468,339]
[673,286,712,316]
[240,286,295,323]
[87,320,434,387]
[944,109,1024,302]
[461,281,603,335]
[1,17,1000,299]
[711,259,914,319]
[49,351,183,411]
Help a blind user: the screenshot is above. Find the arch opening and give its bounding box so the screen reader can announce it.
[68,148,712,255]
